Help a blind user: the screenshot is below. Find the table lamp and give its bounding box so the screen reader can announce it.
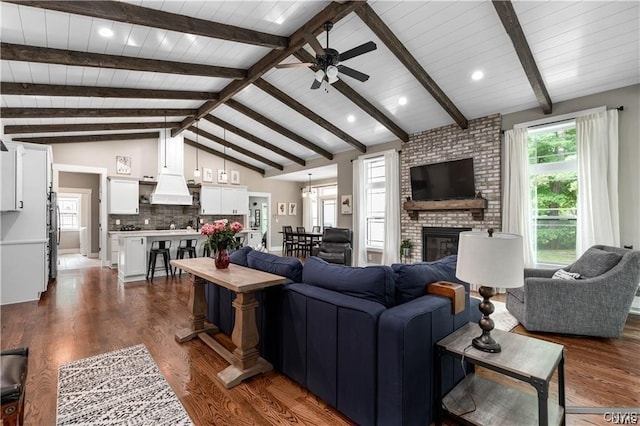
[455,229,524,353]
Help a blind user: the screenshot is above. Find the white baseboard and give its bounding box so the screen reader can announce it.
[630,296,640,316]
[58,249,80,254]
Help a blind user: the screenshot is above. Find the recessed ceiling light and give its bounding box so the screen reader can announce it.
[471,70,484,81]
[398,97,407,106]
[347,115,355,123]
[98,27,114,38]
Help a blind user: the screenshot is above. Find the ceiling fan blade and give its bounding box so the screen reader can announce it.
[337,65,370,82]
[339,41,377,62]
[275,62,314,69]
[304,32,325,57]
[310,78,322,90]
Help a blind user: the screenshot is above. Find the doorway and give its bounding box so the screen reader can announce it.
[53,164,108,267]
[248,192,271,251]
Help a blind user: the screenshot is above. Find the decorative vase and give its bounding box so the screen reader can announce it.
[214,245,230,269]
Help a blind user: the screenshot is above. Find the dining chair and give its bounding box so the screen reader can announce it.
[282,226,295,256]
[296,227,311,257]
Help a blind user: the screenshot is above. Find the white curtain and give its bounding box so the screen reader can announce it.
[575,110,620,255]
[502,128,534,266]
[381,150,400,265]
[302,193,312,231]
[352,158,367,266]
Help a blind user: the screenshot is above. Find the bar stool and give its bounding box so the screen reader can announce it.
[174,239,198,276]
[146,240,173,280]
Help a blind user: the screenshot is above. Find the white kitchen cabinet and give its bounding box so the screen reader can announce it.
[109,234,119,268]
[1,145,25,211]
[200,186,221,215]
[108,178,139,214]
[247,230,262,247]
[118,236,146,281]
[221,187,248,215]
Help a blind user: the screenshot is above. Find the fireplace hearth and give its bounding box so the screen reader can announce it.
[422,227,471,261]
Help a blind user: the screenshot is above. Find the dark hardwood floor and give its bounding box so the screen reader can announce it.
[1,266,638,425]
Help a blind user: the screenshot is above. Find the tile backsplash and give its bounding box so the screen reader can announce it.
[109,203,245,231]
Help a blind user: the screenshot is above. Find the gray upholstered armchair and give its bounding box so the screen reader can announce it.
[313,228,352,266]
[506,245,640,338]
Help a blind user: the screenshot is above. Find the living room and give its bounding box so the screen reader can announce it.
[1,1,639,425]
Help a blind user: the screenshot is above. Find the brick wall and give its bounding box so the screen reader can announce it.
[400,114,502,261]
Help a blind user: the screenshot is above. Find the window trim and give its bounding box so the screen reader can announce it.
[363,154,386,250]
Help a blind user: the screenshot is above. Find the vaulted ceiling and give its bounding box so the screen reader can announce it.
[1,1,638,176]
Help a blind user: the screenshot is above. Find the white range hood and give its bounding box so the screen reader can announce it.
[150,130,193,205]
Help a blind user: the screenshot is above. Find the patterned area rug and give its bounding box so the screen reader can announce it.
[472,298,520,331]
[57,344,193,425]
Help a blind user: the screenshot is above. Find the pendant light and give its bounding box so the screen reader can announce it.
[220,129,228,181]
[193,119,201,177]
[302,173,312,198]
[162,116,168,170]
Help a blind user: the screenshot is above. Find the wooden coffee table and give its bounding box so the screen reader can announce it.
[170,258,286,388]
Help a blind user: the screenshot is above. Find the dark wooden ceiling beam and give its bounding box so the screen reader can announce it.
[492,0,552,114]
[253,78,367,153]
[0,108,197,118]
[1,43,245,79]
[203,114,305,166]
[188,126,283,171]
[7,1,288,50]
[173,1,364,136]
[226,99,333,160]
[184,137,265,175]
[4,121,180,135]
[13,131,159,144]
[354,4,468,129]
[1,82,217,100]
[293,49,409,141]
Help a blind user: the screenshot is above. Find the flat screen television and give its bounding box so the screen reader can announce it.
[410,158,475,201]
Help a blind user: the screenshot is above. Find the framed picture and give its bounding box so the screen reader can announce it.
[217,169,228,184]
[289,202,297,216]
[277,202,287,215]
[202,168,213,183]
[230,170,240,185]
[116,156,131,175]
[341,195,352,214]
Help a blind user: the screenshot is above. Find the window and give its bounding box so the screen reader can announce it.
[59,196,80,230]
[312,185,337,229]
[528,122,577,265]
[364,156,385,249]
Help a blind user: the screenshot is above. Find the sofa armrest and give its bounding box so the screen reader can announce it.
[524,267,558,279]
[377,294,469,426]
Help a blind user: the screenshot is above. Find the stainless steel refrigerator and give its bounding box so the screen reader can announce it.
[48,191,58,281]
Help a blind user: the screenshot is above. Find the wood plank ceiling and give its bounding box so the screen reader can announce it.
[1,0,638,176]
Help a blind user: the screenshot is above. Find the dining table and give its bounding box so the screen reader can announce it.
[279,231,323,257]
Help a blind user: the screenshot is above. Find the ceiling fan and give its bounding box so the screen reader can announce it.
[276,22,377,90]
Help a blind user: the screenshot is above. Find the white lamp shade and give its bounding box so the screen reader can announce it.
[455,231,524,288]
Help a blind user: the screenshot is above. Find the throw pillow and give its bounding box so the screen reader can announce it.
[302,256,396,307]
[247,250,303,283]
[391,255,466,305]
[569,247,622,278]
[229,245,253,267]
[552,269,581,280]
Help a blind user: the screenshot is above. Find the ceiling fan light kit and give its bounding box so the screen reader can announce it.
[278,21,377,90]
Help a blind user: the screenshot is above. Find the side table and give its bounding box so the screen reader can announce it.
[435,323,565,426]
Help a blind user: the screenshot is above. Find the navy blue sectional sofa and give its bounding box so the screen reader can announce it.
[204,247,480,426]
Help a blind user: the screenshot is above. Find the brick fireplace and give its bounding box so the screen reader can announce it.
[400,114,502,261]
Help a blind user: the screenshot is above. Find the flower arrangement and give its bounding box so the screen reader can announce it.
[201,220,244,252]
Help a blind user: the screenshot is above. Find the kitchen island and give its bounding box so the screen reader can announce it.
[110,229,256,282]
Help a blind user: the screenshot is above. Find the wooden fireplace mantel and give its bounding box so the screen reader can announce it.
[403,198,488,221]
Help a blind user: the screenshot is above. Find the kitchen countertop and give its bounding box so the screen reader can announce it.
[108,229,254,237]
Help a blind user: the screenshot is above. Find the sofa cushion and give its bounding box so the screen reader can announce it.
[392,255,464,305]
[302,257,395,307]
[247,250,303,283]
[569,247,622,278]
[229,245,253,267]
